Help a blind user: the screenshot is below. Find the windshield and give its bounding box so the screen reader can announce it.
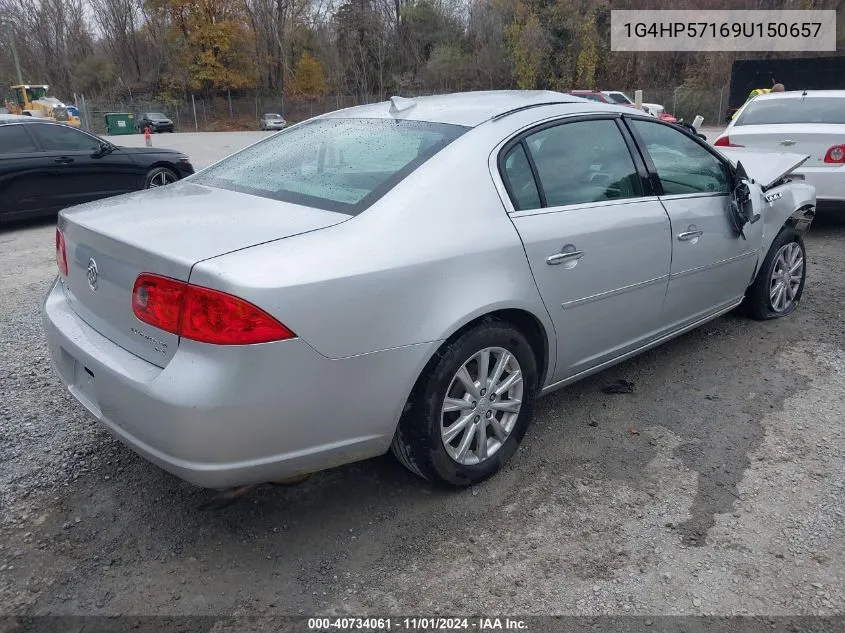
[192,118,468,214]
[606,92,631,104]
[737,97,845,125]
[265,114,282,119]
[26,87,48,102]
[147,113,167,119]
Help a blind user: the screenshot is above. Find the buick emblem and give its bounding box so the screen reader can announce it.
[86,258,99,291]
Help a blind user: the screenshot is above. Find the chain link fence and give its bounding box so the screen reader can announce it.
[72,93,397,135]
[620,87,729,126]
[72,87,730,135]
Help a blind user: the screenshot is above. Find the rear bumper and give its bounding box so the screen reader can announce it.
[791,165,845,204]
[42,279,434,488]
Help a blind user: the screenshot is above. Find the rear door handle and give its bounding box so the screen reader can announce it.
[546,250,584,265]
[677,230,703,241]
[779,139,796,146]
[54,156,74,164]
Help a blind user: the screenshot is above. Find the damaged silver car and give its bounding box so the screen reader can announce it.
[43,92,815,490]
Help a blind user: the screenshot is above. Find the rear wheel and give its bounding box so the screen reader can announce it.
[144,167,178,189]
[742,228,806,320]
[391,319,538,487]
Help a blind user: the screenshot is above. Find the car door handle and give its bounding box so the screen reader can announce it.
[677,230,704,241]
[54,157,74,164]
[779,139,796,146]
[546,250,584,265]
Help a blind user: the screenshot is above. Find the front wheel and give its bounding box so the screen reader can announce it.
[391,319,538,487]
[144,166,178,189]
[742,228,806,320]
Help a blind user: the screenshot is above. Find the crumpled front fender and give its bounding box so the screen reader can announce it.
[759,181,816,258]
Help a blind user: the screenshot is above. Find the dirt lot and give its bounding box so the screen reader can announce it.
[1,131,844,621]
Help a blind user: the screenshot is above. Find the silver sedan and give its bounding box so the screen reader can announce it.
[43,91,816,490]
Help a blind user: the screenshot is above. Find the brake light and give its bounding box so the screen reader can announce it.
[133,274,185,334]
[714,136,744,147]
[55,228,68,276]
[823,145,845,163]
[132,273,295,345]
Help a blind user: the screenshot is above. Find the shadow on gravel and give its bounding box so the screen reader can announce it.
[20,306,811,613]
[0,215,57,235]
[10,226,837,613]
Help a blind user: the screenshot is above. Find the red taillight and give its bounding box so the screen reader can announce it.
[55,228,68,276]
[823,145,845,163]
[714,135,743,147]
[132,274,186,334]
[132,273,295,345]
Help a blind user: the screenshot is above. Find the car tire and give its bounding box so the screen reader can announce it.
[391,318,538,487]
[144,166,179,189]
[742,227,806,320]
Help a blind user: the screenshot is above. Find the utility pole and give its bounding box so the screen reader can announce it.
[4,21,24,85]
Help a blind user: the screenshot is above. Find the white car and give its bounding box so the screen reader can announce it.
[602,91,664,117]
[715,90,845,212]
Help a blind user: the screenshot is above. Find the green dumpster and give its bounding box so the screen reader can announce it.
[104,112,136,135]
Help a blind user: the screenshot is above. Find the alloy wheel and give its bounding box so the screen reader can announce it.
[440,347,523,466]
[769,241,803,313]
[148,171,177,188]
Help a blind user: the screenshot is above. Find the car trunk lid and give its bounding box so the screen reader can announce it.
[58,181,349,367]
[726,124,845,166]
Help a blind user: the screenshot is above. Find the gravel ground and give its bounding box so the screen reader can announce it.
[1,131,843,621]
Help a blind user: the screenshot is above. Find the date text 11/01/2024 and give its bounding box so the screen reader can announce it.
[622,21,822,38]
[308,617,528,631]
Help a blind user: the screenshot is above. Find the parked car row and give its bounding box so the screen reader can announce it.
[568,91,703,139]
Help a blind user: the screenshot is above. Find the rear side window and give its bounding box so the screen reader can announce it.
[737,97,845,125]
[502,144,541,211]
[521,119,643,208]
[30,124,100,151]
[193,118,467,214]
[0,125,36,153]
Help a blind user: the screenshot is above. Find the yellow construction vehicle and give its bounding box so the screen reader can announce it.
[4,84,81,127]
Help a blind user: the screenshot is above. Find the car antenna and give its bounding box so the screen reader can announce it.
[801,88,808,98]
[389,96,417,114]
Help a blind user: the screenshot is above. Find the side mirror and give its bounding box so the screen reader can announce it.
[91,142,111,158]
[729,161,760,236]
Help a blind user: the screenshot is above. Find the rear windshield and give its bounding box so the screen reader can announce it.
[192,118,468,214]
[605,93,630,104]
[736,97,845,125]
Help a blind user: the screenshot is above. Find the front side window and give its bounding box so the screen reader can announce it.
[193,118,467,214]
[0,125,37,153]
[522,119,643,208]
[30,124,100,152]
[631,119,729,195]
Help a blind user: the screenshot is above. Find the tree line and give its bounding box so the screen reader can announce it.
[1,0,843,106]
